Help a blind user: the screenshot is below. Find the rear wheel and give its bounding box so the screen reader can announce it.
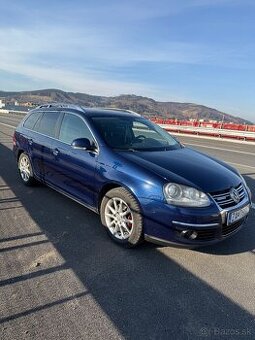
[18,153,36,186]
[100,187,144,247]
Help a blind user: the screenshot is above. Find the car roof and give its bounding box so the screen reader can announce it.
[30,103,140,118]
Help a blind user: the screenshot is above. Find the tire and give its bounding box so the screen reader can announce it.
[100,187,144,247]
[18,153,36,186]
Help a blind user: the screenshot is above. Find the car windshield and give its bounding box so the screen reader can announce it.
[91,116,182,151]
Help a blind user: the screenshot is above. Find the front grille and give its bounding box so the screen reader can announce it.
[210,183,246,209]
[222,218,245,237]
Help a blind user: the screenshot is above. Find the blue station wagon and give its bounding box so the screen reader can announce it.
[13,103,252,247]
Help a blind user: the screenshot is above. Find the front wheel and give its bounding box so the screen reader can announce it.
[100,187,144,247]
[18,153,36,186]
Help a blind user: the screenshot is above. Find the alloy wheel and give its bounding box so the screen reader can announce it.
[19,155,31,182]
[105,197,134,240]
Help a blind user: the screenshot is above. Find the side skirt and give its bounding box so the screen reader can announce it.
[41,180,99,214]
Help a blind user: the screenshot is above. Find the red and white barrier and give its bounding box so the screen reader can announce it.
[150,119,255,142]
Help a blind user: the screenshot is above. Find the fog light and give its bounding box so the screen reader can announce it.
[180,230,198,240]
[189,231,198,240]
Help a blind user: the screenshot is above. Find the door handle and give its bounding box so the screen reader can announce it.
[28,139,33,146]
[53,148,59,156]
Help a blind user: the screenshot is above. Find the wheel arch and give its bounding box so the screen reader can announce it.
[97,181,143,214]
[17,149,24,162]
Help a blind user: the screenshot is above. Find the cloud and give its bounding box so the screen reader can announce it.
[0,28,157,96]
[0,26,253,69]
[0,0,254,122]
[0,6,254,103]
[0,57,157,97]
[0,24,253,101]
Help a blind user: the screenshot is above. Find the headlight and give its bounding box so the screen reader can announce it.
[164,183,210,207]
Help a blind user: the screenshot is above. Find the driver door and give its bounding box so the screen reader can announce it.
[51,112,98,208]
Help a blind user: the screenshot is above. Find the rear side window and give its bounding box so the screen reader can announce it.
[23,112,42,130]
[34,112,60,138]
[59,113,94,144]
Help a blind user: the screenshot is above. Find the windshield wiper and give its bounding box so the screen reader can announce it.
[113,147,136,152]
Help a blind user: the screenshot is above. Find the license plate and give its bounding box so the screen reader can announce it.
[227,205,250,225]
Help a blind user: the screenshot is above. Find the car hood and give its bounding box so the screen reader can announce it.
[119,147,241,193]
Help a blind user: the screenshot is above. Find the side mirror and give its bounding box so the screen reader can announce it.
[71,138,96,151]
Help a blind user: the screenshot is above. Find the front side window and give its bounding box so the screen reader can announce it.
[34,111,60,138]
[59,113,94,145]
[91,116,181,151]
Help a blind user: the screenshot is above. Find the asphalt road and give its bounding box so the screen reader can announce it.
[0,113,254,340]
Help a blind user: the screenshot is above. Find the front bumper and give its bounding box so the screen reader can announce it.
[141,197,251,247]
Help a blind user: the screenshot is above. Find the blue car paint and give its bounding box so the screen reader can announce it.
[13,107,251,246]
[92,148,224,245]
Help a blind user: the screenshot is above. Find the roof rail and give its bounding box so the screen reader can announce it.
[37,103,85,112]
[101,107,140,115]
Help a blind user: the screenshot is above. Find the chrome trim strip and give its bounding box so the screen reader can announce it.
[211,183,244,199]
[209,185,250,213]
[218,198,235,204]
[212,192,229,198]
[172,221,219,227]
[212,194,250,214]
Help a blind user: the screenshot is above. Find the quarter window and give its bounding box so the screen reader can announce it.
[59,113,94,144]
[23,112,42,130]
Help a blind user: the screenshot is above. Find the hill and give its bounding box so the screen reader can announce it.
[0,89,252,124]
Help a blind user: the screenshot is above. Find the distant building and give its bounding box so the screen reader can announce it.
[18,101,37,107]
[0,99,5,108]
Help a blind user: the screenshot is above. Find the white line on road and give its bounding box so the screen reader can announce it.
[186,142,254,156]
[251,203,255,209]
[0,122,15,129]
[171,132,255,145]
[227,162,255,170]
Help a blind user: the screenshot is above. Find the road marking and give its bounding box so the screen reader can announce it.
[186,142,254,156]
[227,162,255,170]
[170,132,255,145]
[252,203,255,209]
[0,122,16,129]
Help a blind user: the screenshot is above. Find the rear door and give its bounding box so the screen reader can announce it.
[21,111,44,180]
[32,111,62,183]
[50,112,98,208]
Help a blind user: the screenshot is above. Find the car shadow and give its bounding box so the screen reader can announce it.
[0,141,254,338]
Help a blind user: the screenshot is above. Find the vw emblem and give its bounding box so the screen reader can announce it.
[230,187,240,203]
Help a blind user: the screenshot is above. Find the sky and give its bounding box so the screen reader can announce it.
[0,0,255,121]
